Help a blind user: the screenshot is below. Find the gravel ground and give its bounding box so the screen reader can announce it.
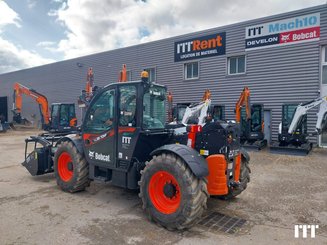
[0,129,326,245]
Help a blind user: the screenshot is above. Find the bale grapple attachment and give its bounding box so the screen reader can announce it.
[22,136,61,176]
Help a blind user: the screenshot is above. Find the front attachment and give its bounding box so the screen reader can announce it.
[22,136,55,176]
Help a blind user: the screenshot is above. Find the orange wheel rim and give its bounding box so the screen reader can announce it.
[58,152,73,182]
[148,171,181,214]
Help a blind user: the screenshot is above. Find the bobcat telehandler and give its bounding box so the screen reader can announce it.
[22,75,250,230]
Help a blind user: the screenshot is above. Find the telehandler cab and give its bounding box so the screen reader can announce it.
[22,78,250,230]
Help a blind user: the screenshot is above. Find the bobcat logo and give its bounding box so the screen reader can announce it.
[89,151,95,159]
[281,34,290,42]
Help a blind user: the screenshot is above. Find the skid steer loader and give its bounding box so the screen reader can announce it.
[22,78,251,230]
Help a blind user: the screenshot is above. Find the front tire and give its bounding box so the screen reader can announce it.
[139,153,208,230]
[54,141,90,193]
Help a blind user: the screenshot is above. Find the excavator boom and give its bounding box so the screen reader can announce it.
[288,96,327,134]
[86,67,94,96]
[167,91,173,123]
[235,87,251,123]
[119,64,127,82]
[181,90,211,126]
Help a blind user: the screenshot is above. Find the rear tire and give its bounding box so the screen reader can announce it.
[139,153,208,230]
[219,159,250,200]
[54,141,90,193]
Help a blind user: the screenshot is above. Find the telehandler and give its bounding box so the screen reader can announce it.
[22,76,250,230]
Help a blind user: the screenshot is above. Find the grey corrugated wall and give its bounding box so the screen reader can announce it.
[0,4,325,143]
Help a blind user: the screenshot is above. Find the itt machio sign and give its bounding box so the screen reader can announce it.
[245,13,320,50]
[174,33,226,62]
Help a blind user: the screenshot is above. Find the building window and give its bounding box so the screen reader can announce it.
[184,62,199,80]
[126,70,132,81]
[322,47,327,85]
[144,68,156,82]
[228,55,245,75]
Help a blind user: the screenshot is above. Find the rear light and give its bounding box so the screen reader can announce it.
[187,125,202,148]
[186,125,202,133]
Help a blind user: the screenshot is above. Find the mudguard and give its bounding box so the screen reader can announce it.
[150,144,209,178]
[55,134,84,154]
[240,147,250,162]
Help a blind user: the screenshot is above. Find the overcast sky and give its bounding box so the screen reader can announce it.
[0,0,325,74]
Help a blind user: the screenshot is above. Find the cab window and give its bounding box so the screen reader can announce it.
[59,104,76,126]
[143,86,166,129]
[84,89,115,133]
[119,86,137,127]
[51,105,59,128]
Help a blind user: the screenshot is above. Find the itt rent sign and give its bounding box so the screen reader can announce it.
[174,33,226,62]
[245,13,320,50]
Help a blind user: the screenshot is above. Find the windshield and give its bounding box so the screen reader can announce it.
[143,85,166,129]
[84,89,115,133]
[250,105,262,132]
[282,104,307,134]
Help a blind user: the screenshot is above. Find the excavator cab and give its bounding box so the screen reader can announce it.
[279,104,307,146]
[240,104,264,142]
[211,105,225,121]
[173,103,191,123]
[50,103,77,132]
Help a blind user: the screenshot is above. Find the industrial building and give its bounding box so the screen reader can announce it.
[0,4,326,146]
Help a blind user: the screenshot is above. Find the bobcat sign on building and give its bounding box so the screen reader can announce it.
[245,13,320,50]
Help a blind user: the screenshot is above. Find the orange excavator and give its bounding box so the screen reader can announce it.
[235,87,267,150]
[78,67,98,109]
[119,64,127,82]
[13,82,77,132]
[167,91,173,123]
[78,65,127,115]
[235,87,251,123]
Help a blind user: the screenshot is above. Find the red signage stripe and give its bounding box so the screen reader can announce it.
[279,26,320,44]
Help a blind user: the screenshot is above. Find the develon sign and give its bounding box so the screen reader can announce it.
[174,33,226,62]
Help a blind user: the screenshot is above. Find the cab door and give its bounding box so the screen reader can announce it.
[116,85,139,167]
[50,104,59,129]
[82,88,117,168]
